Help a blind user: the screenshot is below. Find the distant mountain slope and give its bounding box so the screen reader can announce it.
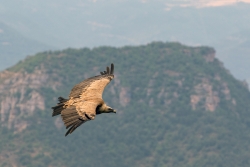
[0,22,54,70]
[0,42,250,167]
[1,2,250,85]
[1,1,250,48]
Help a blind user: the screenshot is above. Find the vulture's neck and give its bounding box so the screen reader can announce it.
[96,103,108,114]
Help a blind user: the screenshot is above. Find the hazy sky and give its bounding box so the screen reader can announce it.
[108,0,250,7]
[202,0,250,7]
[164,0,250,7]
[1,0,250,84]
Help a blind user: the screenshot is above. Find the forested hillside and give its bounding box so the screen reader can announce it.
[0,42,250,167]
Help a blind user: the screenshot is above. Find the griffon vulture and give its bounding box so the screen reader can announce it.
[52,63,116,136]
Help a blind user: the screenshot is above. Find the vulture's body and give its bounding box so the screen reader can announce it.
[52,64,116,136]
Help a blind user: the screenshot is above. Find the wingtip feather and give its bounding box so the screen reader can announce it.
[110,63,114,74]
[106,67,110,74]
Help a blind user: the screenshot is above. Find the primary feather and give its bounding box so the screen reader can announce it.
[52,63,116,136]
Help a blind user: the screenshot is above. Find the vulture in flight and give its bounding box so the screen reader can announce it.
[52,63,116,136]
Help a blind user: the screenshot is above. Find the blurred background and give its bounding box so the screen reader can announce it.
[1,0,250,84]
[1,1,250,167]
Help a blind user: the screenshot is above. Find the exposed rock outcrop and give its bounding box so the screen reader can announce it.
[0,66,61,132]
[204,52,215,62]
[190,77,236,112]
[119,87,131,107]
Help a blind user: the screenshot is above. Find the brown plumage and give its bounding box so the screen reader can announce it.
[52,63,116,136]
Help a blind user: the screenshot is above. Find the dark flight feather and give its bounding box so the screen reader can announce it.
[106,67,110,74]
[110,63,114,74]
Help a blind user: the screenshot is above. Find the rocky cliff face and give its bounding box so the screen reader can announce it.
[0,49,232,132]
[1,42,250,167]
[190,78,234,112]
[0,65,131,133]
[0,65,61,133]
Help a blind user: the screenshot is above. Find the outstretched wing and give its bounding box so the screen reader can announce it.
[69,63,114,99]
[60,63,114,136]
[61,99,102,136]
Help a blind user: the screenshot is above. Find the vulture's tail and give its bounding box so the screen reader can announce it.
[51,97,68,116]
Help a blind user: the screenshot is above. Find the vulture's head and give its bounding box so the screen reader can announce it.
[98,103,116,114]
[106,106,116,113]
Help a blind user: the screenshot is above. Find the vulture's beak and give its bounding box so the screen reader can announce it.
[113,110,116,113]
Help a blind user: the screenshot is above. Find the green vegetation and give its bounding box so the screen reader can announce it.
[1,42,250,167]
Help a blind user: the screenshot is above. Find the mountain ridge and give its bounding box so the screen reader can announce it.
[0,42,250,166]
